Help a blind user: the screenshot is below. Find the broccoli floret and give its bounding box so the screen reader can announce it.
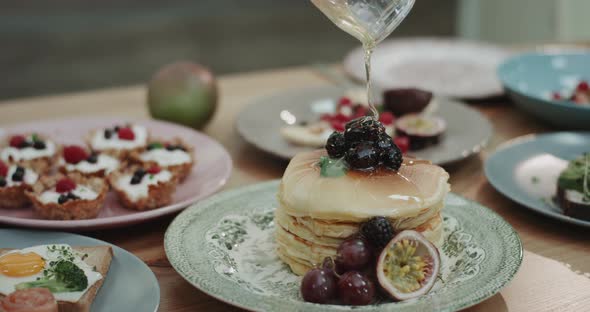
[16,260,88,293]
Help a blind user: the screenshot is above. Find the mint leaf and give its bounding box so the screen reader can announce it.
[148,142,164,149]
[319,156,348,178]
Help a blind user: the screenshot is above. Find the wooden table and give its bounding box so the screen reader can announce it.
[0,66,588,311]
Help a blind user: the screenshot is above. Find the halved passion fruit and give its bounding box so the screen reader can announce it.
[376,230,440,301]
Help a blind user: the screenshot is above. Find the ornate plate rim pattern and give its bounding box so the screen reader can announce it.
[165,180,523,312]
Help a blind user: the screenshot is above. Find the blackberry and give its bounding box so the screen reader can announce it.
[0,177,6,187]
[360,216,395,250]
[344,117,384,146]
[382,146,403,171]
[325,132,346,158]
[374,133,394,152]
[11,167,25,182]
[344,142,379,170]
[131,169,146,185]
[33,141,46,150]
[166,145,176,151]
[18,140,32,149]
[130,176,142,185]
[87,153,98,164]
[104,129,113,139]
[58,194,69,204]
[67,192,80,200]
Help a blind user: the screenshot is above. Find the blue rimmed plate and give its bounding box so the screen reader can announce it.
[498,52,590,129]
[0,229,160,312]
[485,132,590,227]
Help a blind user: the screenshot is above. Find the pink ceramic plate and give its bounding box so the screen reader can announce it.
[0,117,232,230]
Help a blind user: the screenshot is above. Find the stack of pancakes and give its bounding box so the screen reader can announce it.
[275,150,450,276]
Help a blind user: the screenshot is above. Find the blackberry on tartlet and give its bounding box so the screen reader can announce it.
[58,145,120,178]
[0,160,39,209]
[86,124,149,159]
[26,173,108,220]
[109,164,179,211]
[0,133,57,175]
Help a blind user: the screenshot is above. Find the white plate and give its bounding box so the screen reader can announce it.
[343,38,510,99]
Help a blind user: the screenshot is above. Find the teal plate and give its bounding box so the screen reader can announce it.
[0,229,160,312]
[165,181,522,312]
[485,132,590,228]
[498,52,590,129]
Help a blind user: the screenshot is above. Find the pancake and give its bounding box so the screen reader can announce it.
[275,149,450,276]
[275,213,444,275]
[275,200,444,241]
[279,150,450,222]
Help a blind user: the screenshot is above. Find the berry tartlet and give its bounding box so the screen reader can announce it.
[26,174,108,220]
[0,160,39,209]
[86,124,148,159]
[0,134,57,174]
[129,138,194,181]
[108,165,178,211]
[58,145,120,178]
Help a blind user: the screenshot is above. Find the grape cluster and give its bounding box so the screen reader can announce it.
[325,116,403,171]
[300,237,375,306]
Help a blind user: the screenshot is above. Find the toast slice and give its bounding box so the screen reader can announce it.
[0,246,113,312]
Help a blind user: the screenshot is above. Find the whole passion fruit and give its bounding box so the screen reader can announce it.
[147,61,217,129]
[376,230,440,301]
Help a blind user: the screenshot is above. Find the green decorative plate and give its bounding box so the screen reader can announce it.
[165,181,522,312]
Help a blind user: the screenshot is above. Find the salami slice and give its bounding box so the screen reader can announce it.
[1,288,57,312]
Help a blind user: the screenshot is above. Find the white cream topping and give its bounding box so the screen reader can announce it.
[0,244,102,302]
[61,154,119,174]
[115,170,172,202]
[1,137,56,162]
[90,125,147,151]
[38,185,98,204]
[3,165,38,187]
[139,148,191,167]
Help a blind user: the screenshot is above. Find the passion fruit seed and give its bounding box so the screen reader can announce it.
[383,239,430,293]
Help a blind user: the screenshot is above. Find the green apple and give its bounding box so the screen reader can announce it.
[147,62,218,129]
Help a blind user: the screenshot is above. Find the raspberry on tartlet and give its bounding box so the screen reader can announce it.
[26,173,108,220]
[86,124,149,160]
[108,165,179,211]
[0,160,39,209]
[0,133,58,174]
[58,145,120,178]
[128,138,194,182]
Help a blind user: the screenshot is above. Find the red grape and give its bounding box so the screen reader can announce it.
[337,271,375,305]
[301,268,337,304]
[335,237,372,271]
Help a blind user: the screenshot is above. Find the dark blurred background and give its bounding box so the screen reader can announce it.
[0,0,457,100]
